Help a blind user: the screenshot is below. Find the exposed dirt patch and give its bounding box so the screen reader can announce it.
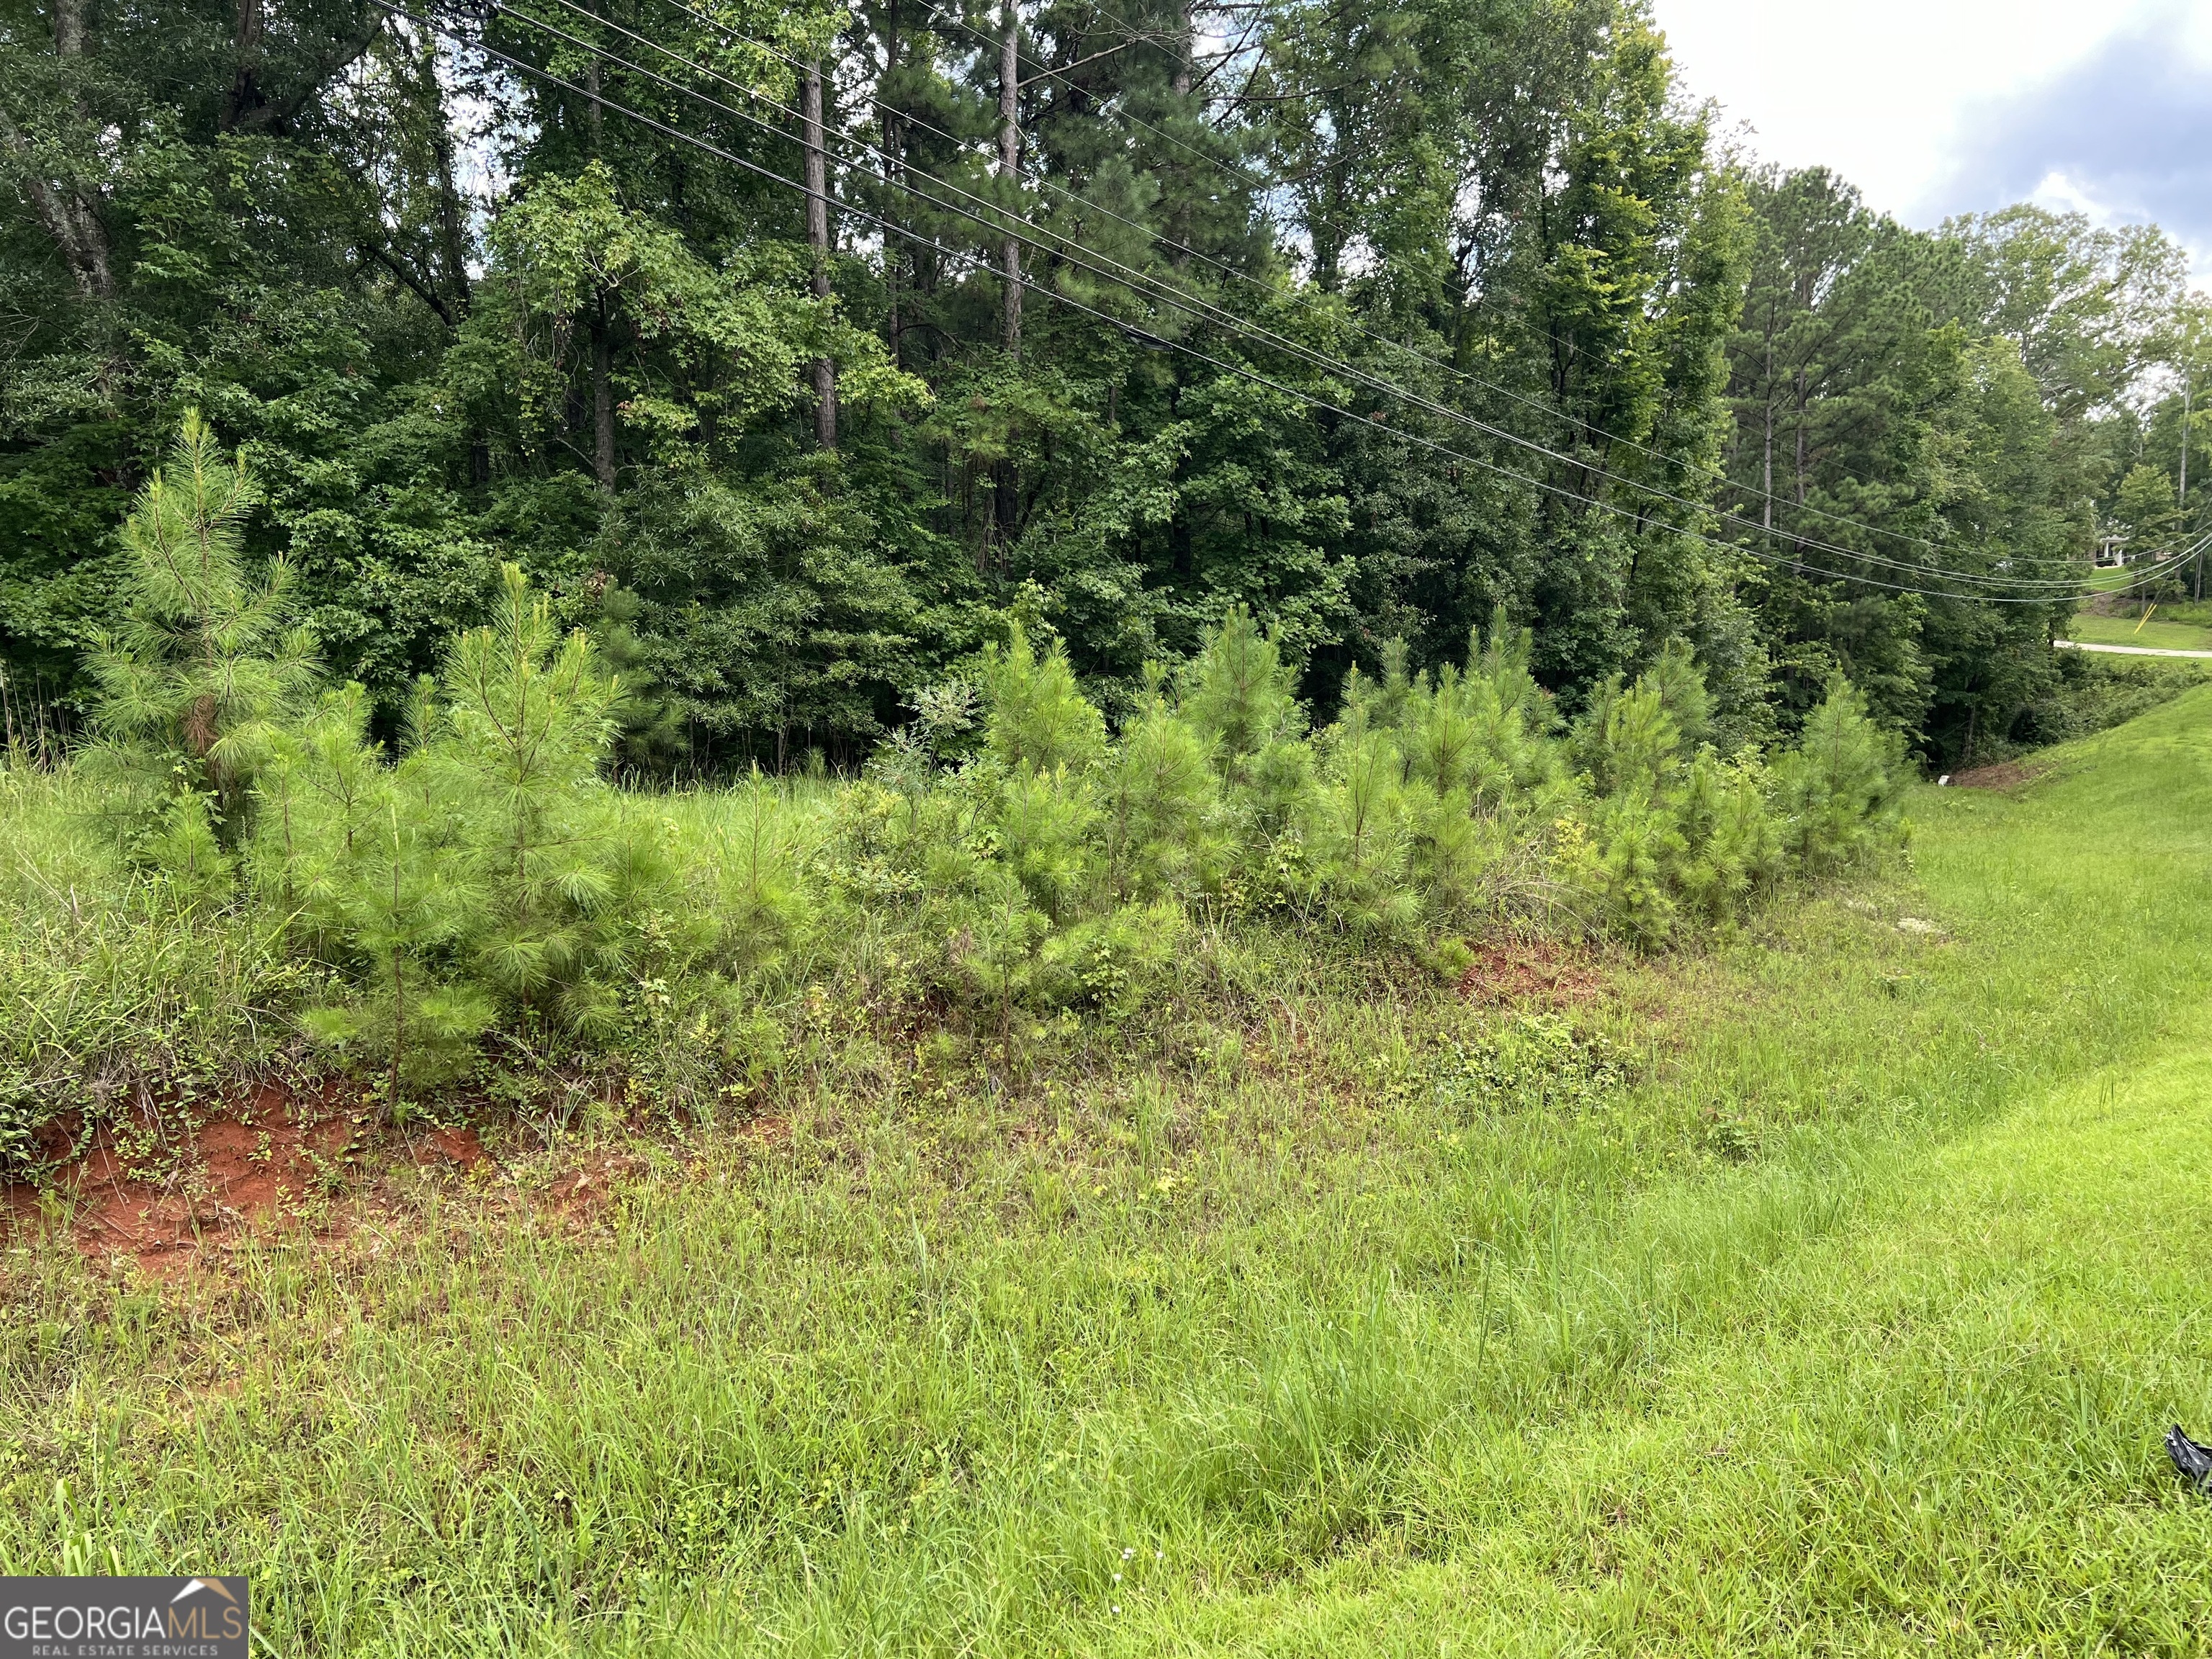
[1457,938,1606,1007]
[412,1124,490,1172]
[543,1151,649,1228]
[2,1084,364,1278]
[1946,760,2043,791]
[0,1083,515,1279]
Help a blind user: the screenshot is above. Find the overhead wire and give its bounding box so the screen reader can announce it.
[496,0,2116,593]
[891,0,2059,560]
[932,2,1284,199]
[391,0,2201,606]
[619,0,2109,572]
[431,0,2208,605]
[626,0,2118,580]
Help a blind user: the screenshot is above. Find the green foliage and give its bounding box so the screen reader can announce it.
[0,763,310,1179]
[2014,650,2205,749]
[292,794,493,1100]
[1181,606,1303,779]
[6,0,2188,775]
[1773,678,1907,872]
[10,391,1918,1143]
[832,604,1902,1001]
[982,624,1107,777]
[1721,179,2195,763]
[1097,675,1216,903]
[237,565,714,1102]
[81,414,316,851]
[12,681,2212,1653]
[1440,1011,1626,1115]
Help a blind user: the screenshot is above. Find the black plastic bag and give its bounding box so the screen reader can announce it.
[2165,1425,2212,1490]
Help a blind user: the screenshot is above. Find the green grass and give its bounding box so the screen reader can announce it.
[0,767,307,1134]
[8,691,2212,1653]
[1127,1047,2212,1653]
[2066,607,2212,652]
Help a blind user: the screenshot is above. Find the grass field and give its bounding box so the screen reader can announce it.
[7,691,2212,1652]
[2064,607,2212,653]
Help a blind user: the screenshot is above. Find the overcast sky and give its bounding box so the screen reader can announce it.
[1647,0,2212,276]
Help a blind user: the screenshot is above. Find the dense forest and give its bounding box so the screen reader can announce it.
[1,0,2205,769]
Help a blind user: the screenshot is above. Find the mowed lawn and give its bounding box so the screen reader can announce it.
[8,691,2212,1653]
[1117,699,2212,1653]
[1115,1033,2212,1655]
[2067,607,2212,653]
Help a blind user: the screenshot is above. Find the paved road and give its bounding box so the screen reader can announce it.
[2054,638,2212,660]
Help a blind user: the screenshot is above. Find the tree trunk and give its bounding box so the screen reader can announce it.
[424,47,473,320]
[998,0,1022,357]
[14,0,114,300]
[1169,0,1193,266]
[227,0,266,130]
[584,55,604,153]
[591,298,616,493]
[1761,326,1774,534]
[1794,365,1807,506]
[1,118,111,300]
[992,0,1022,558]
[804,58,838,450]
[2182,372,2198,601]
[881,1,904,367]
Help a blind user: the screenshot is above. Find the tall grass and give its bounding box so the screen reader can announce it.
[0,767,306,1160]
[4,689,2210,1652]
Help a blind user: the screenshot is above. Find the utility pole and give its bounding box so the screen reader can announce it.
[585,52,611,489]
[881,0,904,365]
[997,0,1021,358]
[804,57,838,450]
[1169,0,1192,269]
[990,0,1022,564]
[2182,344,2198,601]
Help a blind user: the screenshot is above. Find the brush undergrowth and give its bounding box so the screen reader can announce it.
[1,420,1900,1167]
[1,683,2208,1653]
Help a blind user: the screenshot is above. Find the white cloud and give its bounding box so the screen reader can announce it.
[1650,0,2212,282]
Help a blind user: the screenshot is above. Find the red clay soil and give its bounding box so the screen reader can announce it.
[1457,938,1606,1007]
[541,1151,652,1227]
[1946,760,2040,790]
[1,1083,489,1280]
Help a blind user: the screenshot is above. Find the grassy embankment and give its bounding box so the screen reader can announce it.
[6,691,2212,1652]
[2064,606,2212,652]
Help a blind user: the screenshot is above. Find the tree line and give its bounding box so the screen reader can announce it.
[1,0,2205,769]
[58,411,1895,1118]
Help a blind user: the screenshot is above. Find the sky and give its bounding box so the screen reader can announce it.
[1646,0,2212,277]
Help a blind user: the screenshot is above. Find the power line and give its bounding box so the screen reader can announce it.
[626,0,2111,572]
[439,4,2206,605]
[905,0,2065,561]
[389,1,2197,607]
[498,0,2116,593]
[932,2,1282,200]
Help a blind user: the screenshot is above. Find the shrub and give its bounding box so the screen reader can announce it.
[2014,651,2202,747]
[982,624,1105,776]
[1097,678,1217,904]
[81,412,317,858]
[261,567,711,1104]
[1773,678,1907,873]
[29,423,1916,1120]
